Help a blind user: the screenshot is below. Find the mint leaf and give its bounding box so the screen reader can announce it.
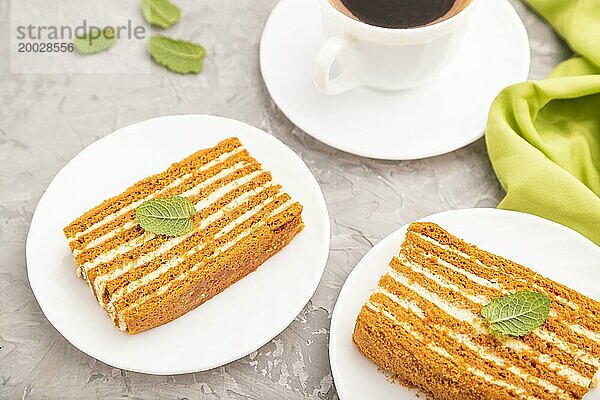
[141,0,180,29]
[148,34,205,74]
[136,197,195,237]
[74,27,116,54]
[482,291,550,337]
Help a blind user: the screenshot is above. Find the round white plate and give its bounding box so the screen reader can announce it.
[27,114,330,375]
[329,208,600,400]
[260,0,530,160]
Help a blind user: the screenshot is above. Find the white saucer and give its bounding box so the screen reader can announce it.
[27,115,330,375]
[260,0,530,160]
[329,208,600,400]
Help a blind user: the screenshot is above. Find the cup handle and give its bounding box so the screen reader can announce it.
[313,35,360,95]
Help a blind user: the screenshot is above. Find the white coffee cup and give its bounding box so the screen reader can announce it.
[313,0,478,95]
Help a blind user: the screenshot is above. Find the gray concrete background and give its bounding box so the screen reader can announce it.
[0,0,570,399]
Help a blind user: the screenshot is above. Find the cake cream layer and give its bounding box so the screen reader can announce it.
[353,222,600,400]
[64,137,304,334]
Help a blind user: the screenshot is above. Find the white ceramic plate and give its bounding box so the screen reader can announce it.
[329,208,600,399]
[260,0,530,160]
[27,114,330,374]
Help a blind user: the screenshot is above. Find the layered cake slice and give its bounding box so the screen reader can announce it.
[353,222,600,400]
[64,137,304,334]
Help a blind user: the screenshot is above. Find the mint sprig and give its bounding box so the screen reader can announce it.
[482,291,550,337]
[136,197,195,237]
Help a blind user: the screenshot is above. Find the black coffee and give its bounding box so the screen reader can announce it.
[334,0,466,29]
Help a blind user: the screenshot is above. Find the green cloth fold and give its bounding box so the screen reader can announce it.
[524,0,600,68]
[485,1,600,246]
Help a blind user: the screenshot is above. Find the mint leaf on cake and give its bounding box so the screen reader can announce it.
[136,196,195,236]
[482,291,550,337]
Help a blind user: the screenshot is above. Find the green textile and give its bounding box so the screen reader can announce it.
[485,1,600,246]
[523,0,600,68]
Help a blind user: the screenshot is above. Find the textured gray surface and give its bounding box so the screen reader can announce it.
[0,0,570,399]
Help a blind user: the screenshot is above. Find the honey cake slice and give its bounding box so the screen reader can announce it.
[353,222,600,400]
[64,137,304,334]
